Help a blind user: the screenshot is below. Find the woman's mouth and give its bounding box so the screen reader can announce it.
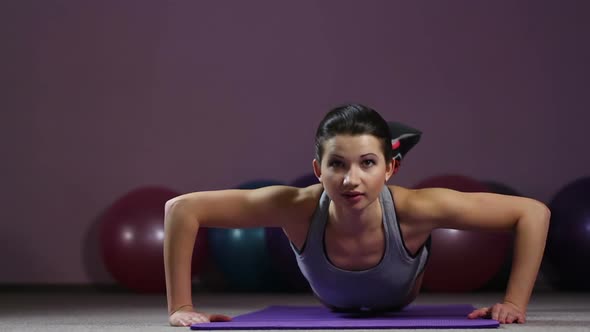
[342,192,364,202]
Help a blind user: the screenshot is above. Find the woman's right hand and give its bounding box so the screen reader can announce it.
[169,307,232,327]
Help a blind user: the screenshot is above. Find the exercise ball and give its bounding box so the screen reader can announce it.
[545,177,590,290]
[99,186,208,293]
[242,173,315,292]
[414,175,512,292]
[265,227,310,292]
[484,181,522,197]
[208,179,283,291]
[291,173,319,188]
[238,179,284,190]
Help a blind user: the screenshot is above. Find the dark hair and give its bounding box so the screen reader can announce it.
[314,104,393,163]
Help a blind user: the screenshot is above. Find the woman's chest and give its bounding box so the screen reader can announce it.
[324,227,386,271]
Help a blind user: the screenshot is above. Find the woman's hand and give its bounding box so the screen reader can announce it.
[169,306,232,327]
[467,302,526,324]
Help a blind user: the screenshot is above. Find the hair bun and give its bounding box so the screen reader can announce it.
[387,121,422,161]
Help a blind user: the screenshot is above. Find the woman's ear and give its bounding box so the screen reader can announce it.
[392,159,401,175]
[386,159,401,182]
[312,159,322,181]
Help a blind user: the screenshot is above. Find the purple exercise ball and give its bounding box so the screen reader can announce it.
[545,177,590,290]
[291,173,320,188]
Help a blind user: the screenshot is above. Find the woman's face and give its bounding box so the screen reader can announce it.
[313,134,393,212]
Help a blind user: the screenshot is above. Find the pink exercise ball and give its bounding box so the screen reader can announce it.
[414,174,512,292]
[99,186,208,293]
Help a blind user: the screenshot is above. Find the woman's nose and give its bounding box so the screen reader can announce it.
[343,167,360,186]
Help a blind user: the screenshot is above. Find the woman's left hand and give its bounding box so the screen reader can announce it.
[467,302,526,324]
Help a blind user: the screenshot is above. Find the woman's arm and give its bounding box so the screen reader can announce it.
[403,188,550,323]
[163,186,306,324]
[163,202,199,316]
[502,204,549,313]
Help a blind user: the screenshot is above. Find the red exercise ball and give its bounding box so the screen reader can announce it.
[414,174,512,292]
[99,186,208,293]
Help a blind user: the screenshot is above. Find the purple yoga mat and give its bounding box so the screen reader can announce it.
[190,305,499,330]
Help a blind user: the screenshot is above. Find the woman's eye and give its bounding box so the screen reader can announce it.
[362,159,376,167]
[328,161,343,167]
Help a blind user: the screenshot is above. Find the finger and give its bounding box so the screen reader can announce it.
[507,312,518,324]
[183,315,201,325]
[510,312,525,324]
[467,311,483,319]
[476,308,490,316]
[498,309,509,324]
[189,318,207,326]
[491,306,500,322]
[481,307,492,318]
[209,314,233,322]
[467,307,487,318]
[507,310,517,323]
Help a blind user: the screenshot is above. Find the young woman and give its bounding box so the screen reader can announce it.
[164,104,550,326]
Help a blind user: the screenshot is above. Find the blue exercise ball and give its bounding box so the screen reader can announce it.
[265,227,310,292]
[208,179,283,291]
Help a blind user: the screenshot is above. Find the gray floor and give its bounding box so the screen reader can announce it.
[1,291,589,331]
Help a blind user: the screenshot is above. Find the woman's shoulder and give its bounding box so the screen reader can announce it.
[281,183,323,248]
[248,183,323,222]
[292,183,324,214]
[387,184,414,217]
[387,184,412,202]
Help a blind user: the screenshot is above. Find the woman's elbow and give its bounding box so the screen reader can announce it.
[164,199,197,233]
[530,199,551,223]
[165,196,184,216]
[520,199,551,232]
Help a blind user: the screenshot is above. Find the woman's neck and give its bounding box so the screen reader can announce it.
[327,198,382,235]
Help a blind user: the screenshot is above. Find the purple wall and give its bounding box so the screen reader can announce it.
[1,1,589,284]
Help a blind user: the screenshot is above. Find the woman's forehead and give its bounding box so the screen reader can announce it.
[323,135,382,155]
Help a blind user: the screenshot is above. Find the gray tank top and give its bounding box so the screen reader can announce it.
[290,185,430,311]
